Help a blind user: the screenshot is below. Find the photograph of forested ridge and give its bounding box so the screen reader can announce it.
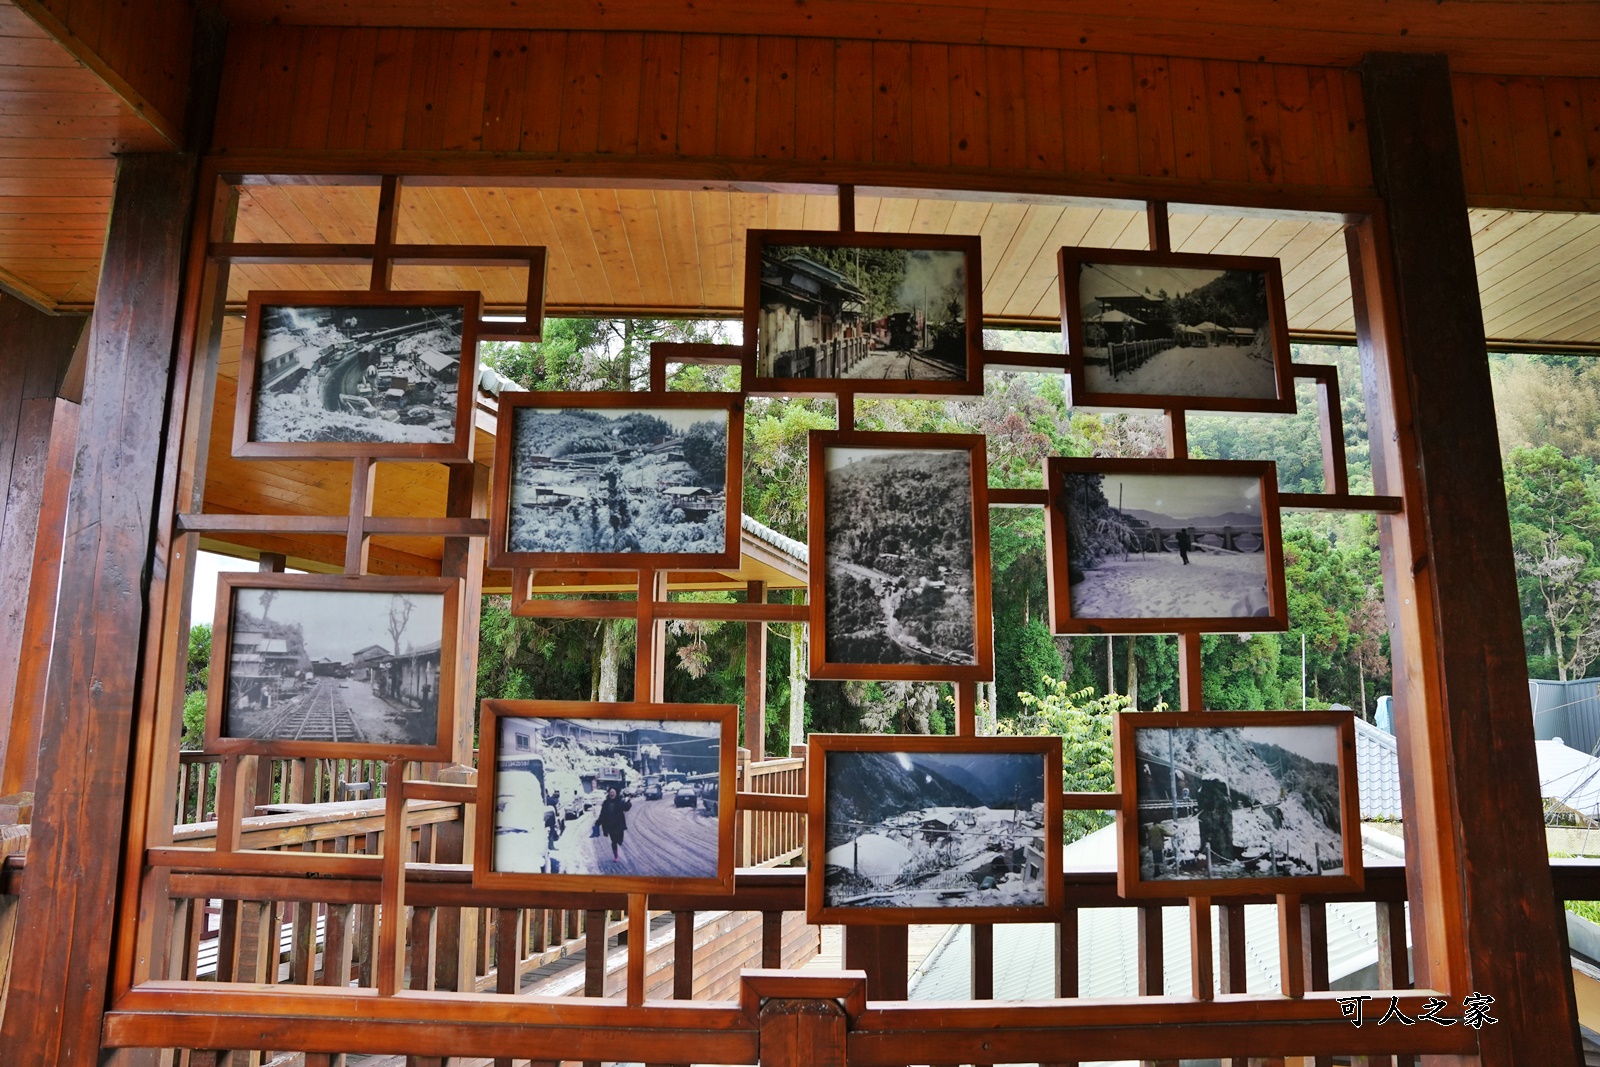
[822,447,978,666]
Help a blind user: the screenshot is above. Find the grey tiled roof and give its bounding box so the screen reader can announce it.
[1354,717,1404,821]
[741,513,808,564]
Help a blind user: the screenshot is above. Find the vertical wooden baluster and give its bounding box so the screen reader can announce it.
[1376,899,1413,1067]
[971,922,994,1000]
[345,457,376,575]
[376,760,408,995]
[674,911,695,1000]
[1218,901,1249,1067]
[1277,894,1305,999]
[1300,900,1331,1067]
[494,908,521,1067]
[1190,897,1214,1001]
[762,911,784,969]
[627,894,648,1007]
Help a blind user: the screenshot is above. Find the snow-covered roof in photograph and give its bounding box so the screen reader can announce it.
[1537,739,1600,818]
[911,824,1409,1002]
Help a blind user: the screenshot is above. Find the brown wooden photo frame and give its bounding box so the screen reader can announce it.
[805,732,1064,924]
[808,430,995,682]
[233,289,482,462]
[488,391,744,571]
[744,229,985,397]
[1058,247,1296,414]
[1044,456,1288,635]
[204,573,462,760]
[474,700,738,895]
[1113,710,1364,899]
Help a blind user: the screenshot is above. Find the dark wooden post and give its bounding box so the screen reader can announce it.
[0,152,198,1067]
[0,296,87,791]
[1357,51,1582,1067]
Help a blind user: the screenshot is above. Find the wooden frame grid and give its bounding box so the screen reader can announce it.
[1112,710,1365,900]
[804,732,1064,924]
[487,391,745,571]
[232,288,482,463]
[474,699,739,895]
[1059,246,1298,414]
[99,152,1480,1067]
[1043,456,1289,635]
[807,429,995,682]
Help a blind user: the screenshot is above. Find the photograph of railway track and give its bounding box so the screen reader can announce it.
[245,299,468,446]
[490,714,724,880]
[1055,465,1273,621]
[753,234,975,384]
[501,401,731,559]
[819,746,1050,912]
[1070,258,1279,400]
[1129,721,1348,883]
[820,444,979,668]
[220,585,447,747]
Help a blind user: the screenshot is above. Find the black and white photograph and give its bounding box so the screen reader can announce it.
[1131,722,1347,882]
[820,747,1050,910]
[501,401,734,559]
[243,296,472,447]
[490,714,724,880]
[818,440,983,670]
[1059,249,1292,412]
[218,584,450,748]
[1054,461,1279,624]
[750,232,980,385]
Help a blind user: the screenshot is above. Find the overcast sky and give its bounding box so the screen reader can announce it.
[1093,472,1261,522]
[231,587,443,661]
[1076,262,1227,306]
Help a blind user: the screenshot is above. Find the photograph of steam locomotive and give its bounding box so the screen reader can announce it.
[207,574,460,758]
[236,290,478,459]
[806,734,1062,922]
[1116,711,1361,897]
[477,701,736,892]
[748,231,982,391]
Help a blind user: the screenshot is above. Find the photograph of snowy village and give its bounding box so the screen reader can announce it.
[822,446,979,667]
[491,713,724,880]
[1071,259,1280,401]
[1055,464,1274,621]
[502,403,731,559]
[1129,722,1348,883]
[756,239,972,383]
[246,300,468,446]
[819,746,1050,912]
[220,585,447,747]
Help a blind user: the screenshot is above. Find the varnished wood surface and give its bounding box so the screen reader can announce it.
[212,0,1600,79]
[0,152,197,1067]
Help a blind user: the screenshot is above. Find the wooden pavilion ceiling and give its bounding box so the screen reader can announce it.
[0,0,172,311]
[227,183,1600,347]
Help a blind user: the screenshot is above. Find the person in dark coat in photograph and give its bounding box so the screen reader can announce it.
[1176,527,1193,565]
[597,786,632,860]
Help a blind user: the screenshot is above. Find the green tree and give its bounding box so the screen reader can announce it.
[1505,446,1600,680]
[180,623,213,750]
[997,677,1125,841]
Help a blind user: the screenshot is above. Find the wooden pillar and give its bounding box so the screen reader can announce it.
[757,998,848,1067]
[843,925,907,1000]
[745,580,768,762]
[1357,51,1581,1067]
[0,296,87,791]
[0,152,198,1067]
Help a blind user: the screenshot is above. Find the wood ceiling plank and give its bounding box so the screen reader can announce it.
[907,198,957,235]
[1283,254,1353,330]
[1486,256,1600,339]
[983,203,1065,315]
[800,193,839,230]
[674,33,719,158]
[1169,213,1240,255]
[868,195,917,233]
[653,189,705,309]
[1495,273,1600,341]
[1477,218,1600,317]
[1164,210,1202,250]
[973,201,1027,289]
[1468,207,1556,264]
[1208,216,1273,256]
[910,42,951,169]
[537,186,617,306]
[1012,204,1102,318]
[614,186,675,307]
[636,32,682,156]
[577,187,647,305]
[1475,212,1600,287]
[1238,217,1315,260]
[943,198,993,238]
[693,190,736,309]
[767,192,807,231]
[499,187,582,303]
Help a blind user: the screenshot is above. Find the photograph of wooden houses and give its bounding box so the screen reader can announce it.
[497,398,736,562]
[752,233,978,385]
[215,583,449,747]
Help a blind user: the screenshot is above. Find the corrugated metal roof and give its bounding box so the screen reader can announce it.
[910,825,1409,1002]
[1355,717,1404,821]
[740,513,808,564]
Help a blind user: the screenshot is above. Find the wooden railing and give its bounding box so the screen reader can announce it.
[174,751,394,824]
[741,755,806,868]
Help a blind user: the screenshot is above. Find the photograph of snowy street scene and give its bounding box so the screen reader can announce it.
[1056,465,1273,621]
[1072,259,1279,401]
[503,403,731,558]
[246,300,468,446]
[756,239,971,382]
[491,714,724,880]
[822,446,978,667]
[221,586,446,747]
[1131,723,1347,882]
[820,747,1050,911]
